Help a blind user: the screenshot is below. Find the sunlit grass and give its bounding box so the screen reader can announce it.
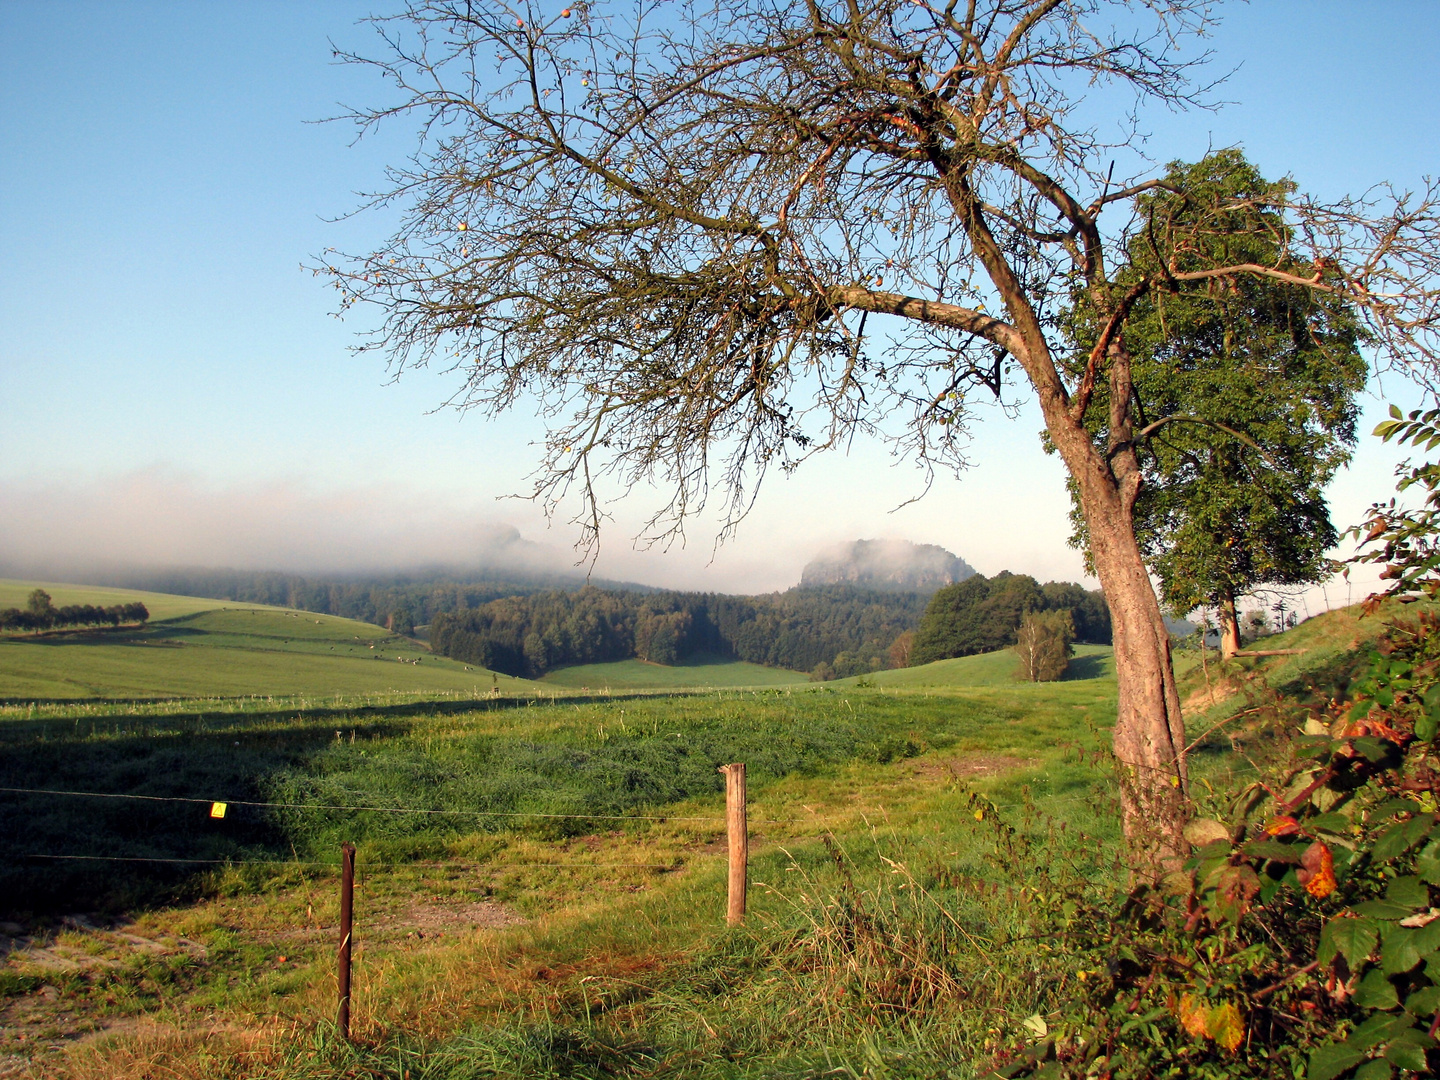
[6,582,1278,1079]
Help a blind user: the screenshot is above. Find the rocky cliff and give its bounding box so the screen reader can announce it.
[800,539,975,592]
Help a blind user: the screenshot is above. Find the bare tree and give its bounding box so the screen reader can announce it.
[322,0,1440,871]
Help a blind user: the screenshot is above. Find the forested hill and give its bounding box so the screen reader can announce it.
[800,538,975,591]
[430,585,930,679]
[87,567,616,636]
[87,565,1111,681]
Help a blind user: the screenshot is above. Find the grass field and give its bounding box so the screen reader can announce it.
[0,583,1147,1078]
[538,644,1114,691]
[0,579,236,621]
[835,641,1115,688]
[2,579,1337,1080]
[0,576,1111,700]
[0,671,1131,1078]
[0,594,539,702]
[539,653,806,689]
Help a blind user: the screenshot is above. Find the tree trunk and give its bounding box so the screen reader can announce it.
[948,176,1189,874]
[1217,591,1242,659]
[1073,471,1190,875]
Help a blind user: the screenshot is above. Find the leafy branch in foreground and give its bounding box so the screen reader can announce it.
[1351,406,1440,599]
[995,614,1440,1079]
[995,416,1440,1078]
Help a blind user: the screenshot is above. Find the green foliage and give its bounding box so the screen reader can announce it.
[1064,150,1367,616]
[998,408,1440,1079]
[996,622,1440,1077]
[1012,611,1075,683]
[432,584,929,677]
[911,573,1108,665]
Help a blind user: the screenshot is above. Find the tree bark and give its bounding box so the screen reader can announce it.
[1060,435,1190,875]
[949,170,1190,875]
[1217,591,1242,659]
[996,339,1189,873]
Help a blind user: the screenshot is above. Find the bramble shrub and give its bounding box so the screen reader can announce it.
[994,622,1440,1078]
[994,409,1440,1079]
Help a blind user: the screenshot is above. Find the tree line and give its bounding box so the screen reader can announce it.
[100,568,587,637]
[428,584,929,678]
[910,573,1110,667]
[429,576,1108,680]
[0,590,148,634]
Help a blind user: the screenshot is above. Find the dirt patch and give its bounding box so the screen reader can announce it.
[1183,678,1240,712]
[0,915,208,1060]
[905,754,1033,781]
[387,900,527,940]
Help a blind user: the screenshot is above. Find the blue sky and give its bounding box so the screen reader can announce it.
[1,1,1436,600]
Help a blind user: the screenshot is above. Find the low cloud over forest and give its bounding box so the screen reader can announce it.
[0,469,564,580]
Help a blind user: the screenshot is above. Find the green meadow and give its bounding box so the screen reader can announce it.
[0,579,1313,1080]
[0,594,538,701]
[0,580,231,621]
[539,652,806,689]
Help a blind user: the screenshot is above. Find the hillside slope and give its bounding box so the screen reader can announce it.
[0,581,536,700]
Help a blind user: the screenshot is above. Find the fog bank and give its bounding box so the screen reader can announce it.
[0,469,569,581]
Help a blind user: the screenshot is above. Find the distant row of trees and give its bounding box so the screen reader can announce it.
[428,575,1108,681]
[98,568,584,639]
[429,584,931,678]
[910,573,1110,669]
[0,589,148,634]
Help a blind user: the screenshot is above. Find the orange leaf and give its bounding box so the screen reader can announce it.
[1265,816,1301,836]
[1298,841,1336,899]
[1177,993,1209,1039]
[1367,718,1405,743]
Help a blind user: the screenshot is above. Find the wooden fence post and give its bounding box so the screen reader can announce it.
[719,763,747,925]
[337,842,355,1041]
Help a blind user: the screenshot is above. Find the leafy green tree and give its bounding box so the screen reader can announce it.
[390,607,417,637]
[1065,152,1366,658]
[911,575,1007,663]
[912,572,1104,664]
[1012,610,1074,682]
[23,589,54,633]
[808,660,834,683]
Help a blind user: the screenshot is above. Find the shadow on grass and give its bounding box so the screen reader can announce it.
[0,684,897,915]
[1061,653,1108,681]
[0,716,409,915]
[0,623,208,649]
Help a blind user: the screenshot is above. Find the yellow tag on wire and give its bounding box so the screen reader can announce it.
[210,802,227,819]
